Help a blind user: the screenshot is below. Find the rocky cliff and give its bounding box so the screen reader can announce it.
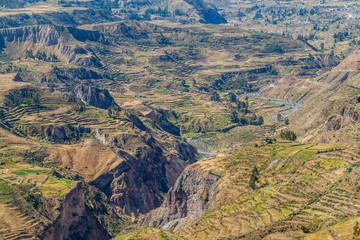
[140,141,360,240]
[90,124,198,215]
[142,165,218,231]
[0,25,61,46]
[15,67,112,88]
[111,0,226,24]
[183,0,227,24]
[308,54,340,68]
[0,25,105,67]
[74,85,116,109]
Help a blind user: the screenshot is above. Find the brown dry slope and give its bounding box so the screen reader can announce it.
[259,49,360,144]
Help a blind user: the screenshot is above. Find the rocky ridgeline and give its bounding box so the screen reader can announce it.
[145,109,181,136]
[0,24,106,67]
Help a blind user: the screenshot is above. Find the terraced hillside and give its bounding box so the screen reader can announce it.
[143,140,360,239]
[0,20,318,139]
[0,129,110,240]
[0,0,359,239]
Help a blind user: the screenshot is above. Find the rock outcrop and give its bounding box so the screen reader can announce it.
[142,164,218,231]
[338,96,360,123]
[325,115,342,131]
[0,25,61,46]
[74,85,116,109]
[308,54,340,68]
[62,67,111,80]
[15,67,111,87]
[110,0,226,24]
[325,96,360,132]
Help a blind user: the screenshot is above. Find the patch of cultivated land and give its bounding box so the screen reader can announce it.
[169,140,360,239]
[0,143,76,239]
[0,0,359,238]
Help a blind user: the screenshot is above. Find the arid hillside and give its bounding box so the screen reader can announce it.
[0,0,359,239]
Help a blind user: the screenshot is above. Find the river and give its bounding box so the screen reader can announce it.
[188,98,303,158]
[187,137,218,157]
[262,99,303,118]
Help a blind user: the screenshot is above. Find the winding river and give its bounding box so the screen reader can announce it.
[188,99,304,158]
[262,99,303,118]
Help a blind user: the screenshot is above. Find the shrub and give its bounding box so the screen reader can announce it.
[0,109,5,121]
[4,87,41,108]
[265,137,276,144]
[280,130,297,141]
[228,92,237,102]
[210,92,221,102]
[301,225,310,233]
[230,111,239,123]
[249,166,259,190]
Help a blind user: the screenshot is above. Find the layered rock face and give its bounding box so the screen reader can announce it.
[142,164,218,231]
[0,25,61,46]
[0,25,105,67]
[74,85,116,109]
[63,67,111,80]
[16,67,111,87]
